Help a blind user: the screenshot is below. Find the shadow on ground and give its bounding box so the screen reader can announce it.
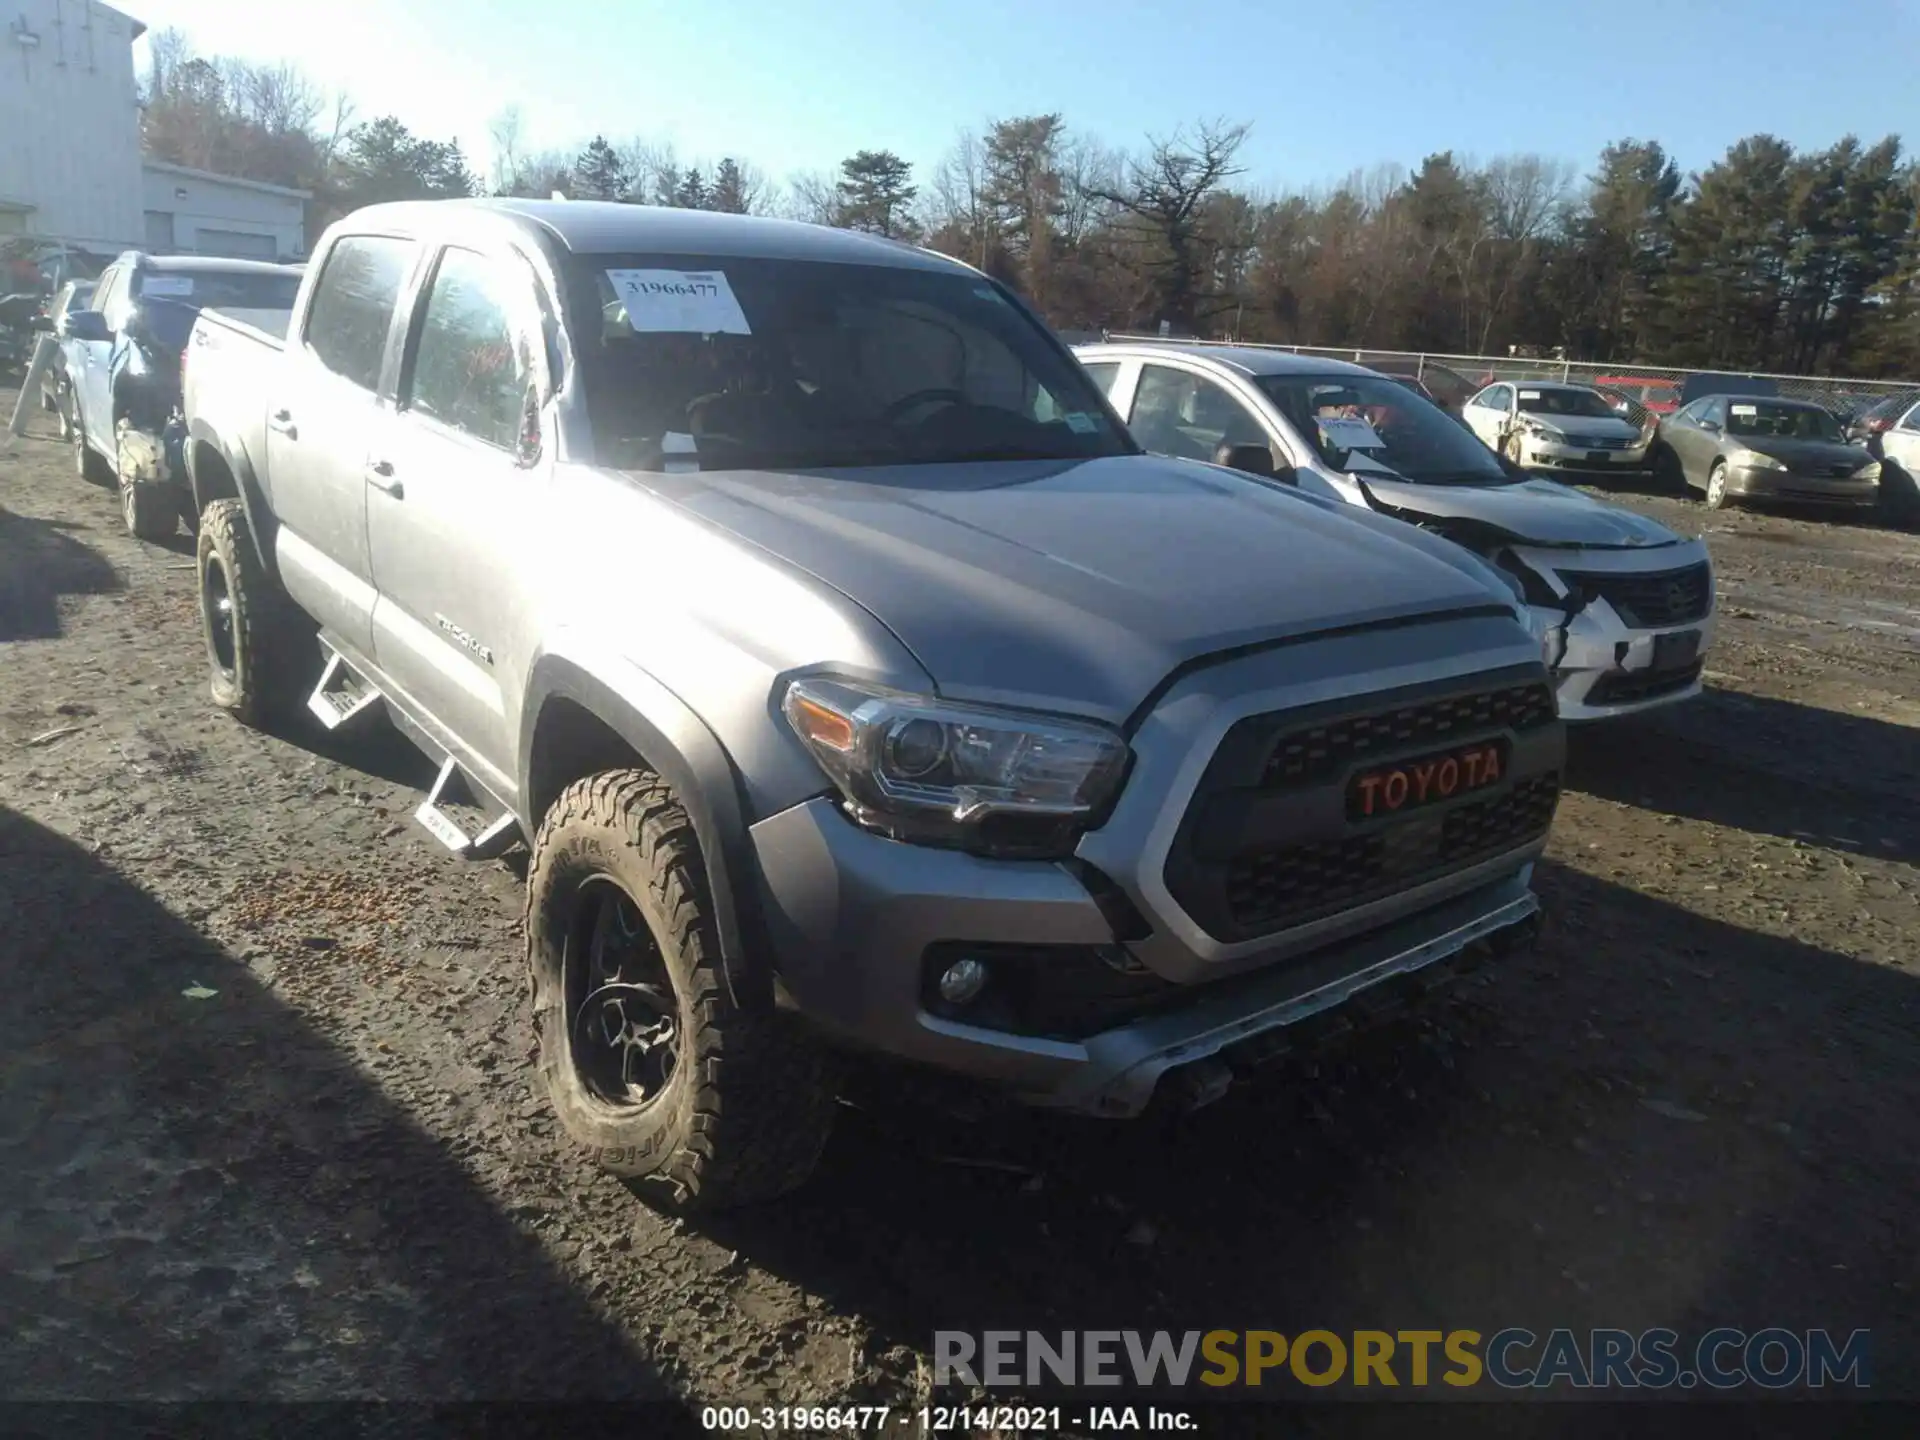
[1566,686,1920,863]
[0,506,120,642]
[701,860,1919,1399]
[0,805,665,1404]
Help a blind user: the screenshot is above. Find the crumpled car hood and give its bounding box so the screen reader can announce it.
[1357,475,1685,549]
[640,454,1516,723]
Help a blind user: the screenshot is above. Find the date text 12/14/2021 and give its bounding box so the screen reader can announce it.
[700,1405,1196,1432]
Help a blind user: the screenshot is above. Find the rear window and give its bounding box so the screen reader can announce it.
[135,270,301,311]
[304,237,416,392]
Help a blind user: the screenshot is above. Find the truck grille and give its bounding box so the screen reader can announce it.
[1263,682,1554,789]
[1556,561,1712,628]
[1222,777,1560,933]
[1163,670,1564,944]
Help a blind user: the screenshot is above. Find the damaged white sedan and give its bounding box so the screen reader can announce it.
[1076,343,1714,722]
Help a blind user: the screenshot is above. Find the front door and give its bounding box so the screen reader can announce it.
[265,234,418,658]
[365,243,548,802]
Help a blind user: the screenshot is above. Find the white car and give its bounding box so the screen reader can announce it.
[1462,380,1650,475]
[1877,395,1920,521]
[1075,342,1717,723]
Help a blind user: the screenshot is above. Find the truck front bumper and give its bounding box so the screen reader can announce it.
[751,795,1540,1116]
[750,615,1566,1117]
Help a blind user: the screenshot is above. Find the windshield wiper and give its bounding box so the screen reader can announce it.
[917,444,1090,464]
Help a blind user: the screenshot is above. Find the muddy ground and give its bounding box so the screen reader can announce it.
[3,386,1917,1421]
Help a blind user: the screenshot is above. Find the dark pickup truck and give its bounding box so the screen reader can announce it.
[62,252,301,540]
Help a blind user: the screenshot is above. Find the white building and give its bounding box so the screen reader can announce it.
[141,160,308,261]
[0,0,147,250]
[0,0,309,260]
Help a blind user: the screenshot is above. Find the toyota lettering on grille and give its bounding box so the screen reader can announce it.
[1348,740,1508,820]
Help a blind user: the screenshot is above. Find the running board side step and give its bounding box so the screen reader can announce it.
[415,756,521,861]
[307,649,382,731]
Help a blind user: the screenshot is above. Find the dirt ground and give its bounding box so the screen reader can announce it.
[3,385,1918,1418]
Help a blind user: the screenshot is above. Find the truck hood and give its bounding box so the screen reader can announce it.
[642,455,1515,723]
[1357,475,1684,550]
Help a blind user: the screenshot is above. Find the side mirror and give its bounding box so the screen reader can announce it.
[1215,441,1282,479]
[63,309,110,344]
[1700,419,1722,433]
[29,313,53,332]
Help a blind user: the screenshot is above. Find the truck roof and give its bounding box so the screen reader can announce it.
[1076,340,1377,379]
[337,198,969,275]
[125,253,303,277]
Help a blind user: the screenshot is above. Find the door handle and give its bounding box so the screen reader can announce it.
[366,459,403,498]
[267,409,296,437]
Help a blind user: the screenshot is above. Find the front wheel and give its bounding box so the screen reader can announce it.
[1652,443,1687,493]
[70,400,112,486]
[1705,461,1732,510]
[525,770,839,1212]
[1502,431,1526,467]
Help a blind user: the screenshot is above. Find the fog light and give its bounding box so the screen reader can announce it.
[937,957,989,1005]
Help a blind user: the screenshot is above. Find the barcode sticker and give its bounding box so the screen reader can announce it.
[1731,404,1758,416]
[606,269,752,335]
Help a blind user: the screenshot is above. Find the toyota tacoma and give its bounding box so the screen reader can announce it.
[182,200,1564,1210]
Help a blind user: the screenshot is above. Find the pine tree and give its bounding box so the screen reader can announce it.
[834,150,918,238]
[572,135,631,201]
[676,166,710,210]
[711,158,750,214]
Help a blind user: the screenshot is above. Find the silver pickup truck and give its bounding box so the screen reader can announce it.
[182,199,1565,1210]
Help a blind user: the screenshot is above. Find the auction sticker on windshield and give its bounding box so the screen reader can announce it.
[1318,416,1385,451]
[606,269,752,335]
[140,276,195,298]
[1732,404,1758,416]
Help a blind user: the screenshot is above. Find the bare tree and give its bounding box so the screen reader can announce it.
[1089,120,1250,332]
[489,105,526,194]
[781,170,838,225]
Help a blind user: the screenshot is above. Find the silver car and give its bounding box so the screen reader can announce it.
[1076,343,1717,722]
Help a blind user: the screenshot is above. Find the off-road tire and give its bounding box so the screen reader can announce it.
[70,400,112,485]
[197,499,308,727]
[115,418,177,541]
[526,770,838,1211]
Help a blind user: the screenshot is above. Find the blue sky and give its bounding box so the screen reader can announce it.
[137,0,1920,192]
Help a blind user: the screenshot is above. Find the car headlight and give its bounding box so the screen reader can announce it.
[782,677,1131,856]
[1730,448,1787,471]
[1523,419,1564,440]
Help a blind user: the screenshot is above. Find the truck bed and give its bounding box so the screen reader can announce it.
[196,306,291,348]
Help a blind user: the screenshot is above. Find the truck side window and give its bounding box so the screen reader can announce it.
[405,248,533,451]
[305,235,415,392]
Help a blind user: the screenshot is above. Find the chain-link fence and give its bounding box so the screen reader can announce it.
[1103,336,1919,420]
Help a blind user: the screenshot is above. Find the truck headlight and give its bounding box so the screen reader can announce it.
[1730,448,1787,471]
[783,677,1131,856]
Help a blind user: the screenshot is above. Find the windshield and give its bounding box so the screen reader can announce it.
[1727,402,1843,442]
[1517,387,1616,419]
[564,253,1133,471]
[135,270,301,311]
[1257,372,1513,485]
